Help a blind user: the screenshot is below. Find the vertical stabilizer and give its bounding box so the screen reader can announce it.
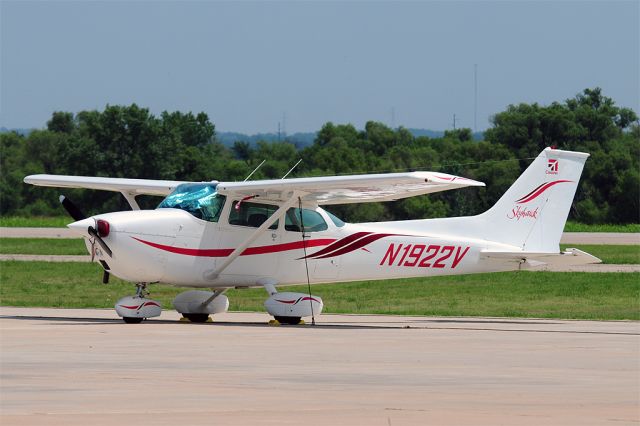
[479,148,589,251]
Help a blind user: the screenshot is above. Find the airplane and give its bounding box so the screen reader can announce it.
[24,147,600,324]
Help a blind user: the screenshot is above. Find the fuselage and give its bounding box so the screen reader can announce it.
[70,203,523,289]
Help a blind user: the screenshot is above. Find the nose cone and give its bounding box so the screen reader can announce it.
[67,217,94,237]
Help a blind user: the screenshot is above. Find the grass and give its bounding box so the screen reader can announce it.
[0,216,70,227]
[1,216,639,232]
[563,221,640,233]
[0,238,87,255]
[1,261,638,320]
[560,244,640,264]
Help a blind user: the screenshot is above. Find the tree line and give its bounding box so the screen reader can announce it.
[1,88,638,224]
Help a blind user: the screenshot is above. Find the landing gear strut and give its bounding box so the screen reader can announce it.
[114,282,162,323]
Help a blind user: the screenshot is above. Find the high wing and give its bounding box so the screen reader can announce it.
[24,171,484,206]
[217,172,484,205]
[24,174,190,197]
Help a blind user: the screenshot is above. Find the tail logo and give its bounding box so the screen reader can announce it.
[508,179,573,220]
[546,159,559,175]
[514,180,573,204]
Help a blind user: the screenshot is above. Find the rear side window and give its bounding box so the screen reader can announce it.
[324,209,346,227]
[229,201,278,229]
[285,208,328,233]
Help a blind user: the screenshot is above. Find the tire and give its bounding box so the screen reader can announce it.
[122,317,143,324]
[184,313,210,323]
[274,316,302,325]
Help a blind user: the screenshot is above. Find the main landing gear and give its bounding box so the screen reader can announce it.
[261,281,324,325]
[114,283,162,324]
[112,281,323,325]
[172,290,229,322]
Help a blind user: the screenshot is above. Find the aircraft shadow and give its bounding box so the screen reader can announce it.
[2,314,636,335]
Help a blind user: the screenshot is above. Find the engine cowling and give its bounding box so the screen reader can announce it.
[115,296,162,319]
[172,290,229,315]
[264,292,323,318]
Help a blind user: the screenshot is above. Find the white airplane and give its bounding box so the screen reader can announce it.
[24,147,599,324]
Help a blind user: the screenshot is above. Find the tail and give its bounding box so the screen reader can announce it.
[477,147,589,251]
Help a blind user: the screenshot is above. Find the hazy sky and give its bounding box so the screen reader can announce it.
[1,0,638,134]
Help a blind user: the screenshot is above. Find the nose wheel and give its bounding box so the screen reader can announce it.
[115,283,162,323]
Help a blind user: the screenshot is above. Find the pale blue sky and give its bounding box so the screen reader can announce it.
[1,0,638,133]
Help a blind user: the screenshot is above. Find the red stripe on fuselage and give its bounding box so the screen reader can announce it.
[132,237,336,258]
[314,233,398,259]
[302,231,372,259]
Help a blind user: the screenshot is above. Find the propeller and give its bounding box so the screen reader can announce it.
[59,194,113,258]
[59,195,86,221]
[60,194,113,284]
[88,225,113,257]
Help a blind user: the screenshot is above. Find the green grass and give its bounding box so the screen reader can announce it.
[563,221,640,233]
[0,238,87,255]
[1,261,638,320]
[560,244,640,264]
[0,216,69,227]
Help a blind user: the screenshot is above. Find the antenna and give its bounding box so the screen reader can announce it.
[243,159,266,182]
[282,111,287,138]
[452,113,457,130]
[298,196,315,326]
[391,107,396,129]
[281,159,302,179]
[474,64,478,133]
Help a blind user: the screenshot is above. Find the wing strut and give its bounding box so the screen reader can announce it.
[121,192,140,210]
[204,191,302,280]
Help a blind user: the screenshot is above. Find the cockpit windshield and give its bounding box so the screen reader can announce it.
[157,183,226,222]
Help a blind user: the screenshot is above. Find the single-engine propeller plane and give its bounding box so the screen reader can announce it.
[24,147,599,324]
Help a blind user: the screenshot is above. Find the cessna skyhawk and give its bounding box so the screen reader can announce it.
[24,147,598,324]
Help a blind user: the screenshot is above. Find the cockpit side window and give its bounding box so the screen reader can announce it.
[229,200,279,229]
[285,208,328,232]
[157,183,226,222]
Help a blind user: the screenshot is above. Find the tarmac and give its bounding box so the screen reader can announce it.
[1,307,638,426]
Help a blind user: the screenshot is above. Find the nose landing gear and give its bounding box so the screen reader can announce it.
[114,283,162,324]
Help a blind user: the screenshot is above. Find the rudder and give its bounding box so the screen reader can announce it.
[478,148,589,252]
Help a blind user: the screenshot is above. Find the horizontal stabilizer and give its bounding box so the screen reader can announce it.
[481,248,602,269]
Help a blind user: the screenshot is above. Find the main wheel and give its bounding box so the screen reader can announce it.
[183,313,210,323]
[274,316,302,325]
[122,317,144,324]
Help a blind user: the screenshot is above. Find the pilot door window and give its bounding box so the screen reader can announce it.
[229,201,279,230]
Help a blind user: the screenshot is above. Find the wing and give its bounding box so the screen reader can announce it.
[217,171,484,205]
[23,174,190,197]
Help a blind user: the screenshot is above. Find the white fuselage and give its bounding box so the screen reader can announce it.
[74,205,523,289]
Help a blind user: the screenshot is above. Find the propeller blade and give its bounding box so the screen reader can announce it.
[102,270,110,284]
[88,226,113,257]
[59,195,86,221]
